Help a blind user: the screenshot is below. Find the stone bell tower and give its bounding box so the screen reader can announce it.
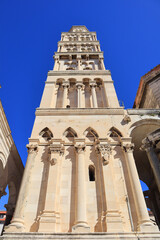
[4,26,160,239]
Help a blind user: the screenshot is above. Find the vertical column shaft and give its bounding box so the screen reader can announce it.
[38,143,64,232]
[122,140,158,231]
[76,83,84,108]
[5,144,38,232]
[90,82,98,108]
[141,138,160,192]
[62,82,69,108]
[72,142,90,232]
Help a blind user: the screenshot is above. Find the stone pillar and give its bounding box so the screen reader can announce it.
[121,138,158,232]
[5,144,38,232]
[96,143,124,232]
[76,83,84,108]
[103,79,120,108]
[53,57,59,71]
[141,138,160,193]
[99,58,105,70]
[38,142,64,232]
[90,82,98,108]
[72,141,90,232]
[62,82,69,108]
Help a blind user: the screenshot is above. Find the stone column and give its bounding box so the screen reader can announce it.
[141,138,160,193]
[53,57,59,71]
[121,138,158,232]
[76,83,84,108]
[90,82,98,108]
[96,143,124,232]
[99,58,105,70]
[72,141,90,232]
[38,142,64,232]
[62,82,69,108]
[5,144,38,232]
[103,79,120,108]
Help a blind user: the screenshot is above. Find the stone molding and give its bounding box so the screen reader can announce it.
[36,108,124,116]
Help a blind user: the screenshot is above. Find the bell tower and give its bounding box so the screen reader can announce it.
[4,26,159,239]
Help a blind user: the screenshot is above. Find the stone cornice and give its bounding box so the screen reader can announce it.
[127,109,160,115]
[58,40,99,45]
[48,70,111,76]
[35,108,124,116]
[54,51,104,56]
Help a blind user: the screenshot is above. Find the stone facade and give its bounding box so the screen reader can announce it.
[133,64,160,109]
[0,101,24,228]
[1,26,160,239]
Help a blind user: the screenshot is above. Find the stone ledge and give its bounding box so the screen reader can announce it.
[127,109,160,115]
[48,70,110,76]
[35,108,124,116]
[1,232,160,240]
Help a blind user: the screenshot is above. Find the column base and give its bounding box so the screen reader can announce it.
[4,218,25,233]
[137,221,159,232]
[38,210,60,232]
[106,210,124,232]
[72,222,90,233]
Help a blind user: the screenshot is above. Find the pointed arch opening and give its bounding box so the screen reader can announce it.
[63,127,78,138]
[84,127,99,141]
[109,127,123,138]
[39,127,53,141]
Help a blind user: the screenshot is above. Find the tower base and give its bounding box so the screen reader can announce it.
[1,232,160,240]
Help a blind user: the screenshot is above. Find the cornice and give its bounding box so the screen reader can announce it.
[35,108,124,116]
[48,70,111,76]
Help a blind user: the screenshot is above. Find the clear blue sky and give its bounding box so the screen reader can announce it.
[0,0,159,208]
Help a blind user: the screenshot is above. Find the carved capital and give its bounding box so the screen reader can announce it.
[49,144,65,155]
[76,83,84,90]
[140,138,154,152]
[123,114,131,123]
[75,144,86,154]
[90,82,97,88]
[62,82,69,89]
[96,144,112,165]
[26,144,38,154]
[122,143,134,153]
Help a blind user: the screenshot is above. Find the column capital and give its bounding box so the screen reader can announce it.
[140,138,154,152]
[76,82,84,89]
[74,143,86,154]
[96,143,112,165]
[62,82,69,89]
[121,143,134,153]
[49,143,65,155]
[90,82,97,88]
[26,144,38,154]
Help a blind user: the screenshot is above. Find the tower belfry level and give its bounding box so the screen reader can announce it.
[3,26,160,239]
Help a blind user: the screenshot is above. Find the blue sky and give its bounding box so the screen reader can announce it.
[0,0,159,208]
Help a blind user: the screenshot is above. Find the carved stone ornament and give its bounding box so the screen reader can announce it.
[75,144,86,154]
[62,82,69,89]
[96,144,112,165]
[90,82,97,89]
[140,138,154,152]
[49,144,65,156]
[76,83,84,90]
[122,143,134,153]
[26,144,38,154]
[49,158,57,166]
[123,114,131,123]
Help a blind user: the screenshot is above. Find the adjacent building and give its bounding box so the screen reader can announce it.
[0,101,24,228]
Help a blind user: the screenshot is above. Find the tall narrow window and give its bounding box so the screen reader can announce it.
[89,165,95,181]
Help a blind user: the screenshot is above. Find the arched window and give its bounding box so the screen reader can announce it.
[89,165,95,181]
[39,127,53,140]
